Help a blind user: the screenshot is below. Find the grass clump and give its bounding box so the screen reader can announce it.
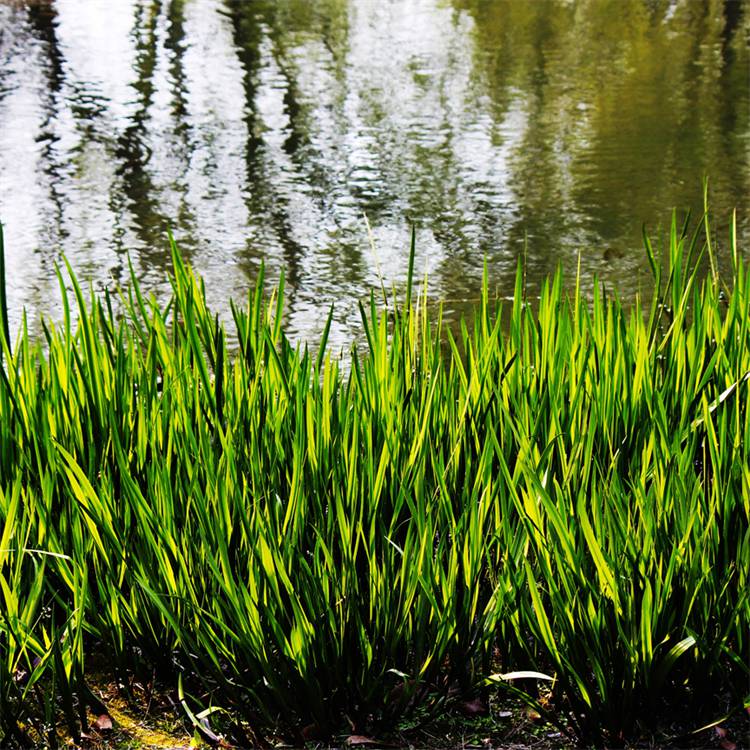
[0,210,747,748]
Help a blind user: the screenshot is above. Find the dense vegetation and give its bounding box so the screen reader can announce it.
[0,213,747,748]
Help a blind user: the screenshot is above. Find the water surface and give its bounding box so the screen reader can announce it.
[0,0,748,346]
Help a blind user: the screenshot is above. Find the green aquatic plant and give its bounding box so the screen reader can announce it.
[0,210,747,747]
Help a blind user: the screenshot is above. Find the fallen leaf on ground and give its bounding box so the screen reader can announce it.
[715,726,737,750]
[345,735,379,746]
[92,714,113,731]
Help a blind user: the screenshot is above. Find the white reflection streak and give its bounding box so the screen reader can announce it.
[0,8,48,328]
[338,0,525,288]
[53,0,137,258]
[345,0,454,285]
[254,35,333,254]
[180,0,249,278]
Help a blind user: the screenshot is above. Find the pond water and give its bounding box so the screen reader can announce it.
[0,0,748,347]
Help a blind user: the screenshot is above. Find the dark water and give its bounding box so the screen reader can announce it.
[0,0,748,347]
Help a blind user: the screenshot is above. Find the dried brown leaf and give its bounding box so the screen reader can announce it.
[92,714,113,731]
[524,707,542,722]
[345,736,379,747]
